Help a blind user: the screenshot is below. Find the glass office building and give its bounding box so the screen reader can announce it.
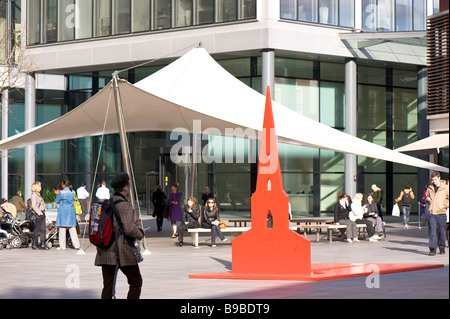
[1,0,447,217]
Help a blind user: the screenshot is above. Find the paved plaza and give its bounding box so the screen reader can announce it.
[1,214,448,300]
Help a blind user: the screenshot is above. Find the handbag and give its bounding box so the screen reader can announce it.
[73,191,83,216]
[391,203,400,217]
[218,219,227,229]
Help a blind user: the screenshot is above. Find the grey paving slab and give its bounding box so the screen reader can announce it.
[1,214,448,300]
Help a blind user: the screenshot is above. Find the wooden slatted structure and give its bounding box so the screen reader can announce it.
[427,10,449,115]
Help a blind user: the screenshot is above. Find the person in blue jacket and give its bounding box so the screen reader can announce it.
[55,179,80,250]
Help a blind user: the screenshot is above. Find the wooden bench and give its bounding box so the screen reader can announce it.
[187,226,297,247]
[296,223,386,244]
[228,219,251,227]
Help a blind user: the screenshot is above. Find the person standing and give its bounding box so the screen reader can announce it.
[151,185,166,232]
[30,182,48,250]
[426,171,449,256]
[55,180,80,250]
[168,184,182,238]
[96,181,110,203]
[76,183,90,221]
[371,184,384,220]
[395,183,415,229]
[95,173,145,299]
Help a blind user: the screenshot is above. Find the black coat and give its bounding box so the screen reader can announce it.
[182,205,200,227]
[334,202,350,223]
[203,207,220,226]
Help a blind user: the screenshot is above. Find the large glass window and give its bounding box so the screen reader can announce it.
[27,0,40,45]
[318,0,338,25]
[153,0,171,30]
[42,0,58,43]
[339,0,354,27]
[75,0,93,39]
[281,0,353,27]
[217,0,237,22]
[94,0,111,37]
[113,0,131,35]
[239,0,256,20]
[395,0,412,31]
[132,0,150,32]
[197,0,215,25]
[413,0,426,30]
[174,0,193,27]
[275,78,320,121]
[298,0,318,23]
[363,0,426,31]
[58,0,74,41]
[280,0,297,20]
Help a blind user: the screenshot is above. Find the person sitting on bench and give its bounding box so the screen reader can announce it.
[178,196,201,247]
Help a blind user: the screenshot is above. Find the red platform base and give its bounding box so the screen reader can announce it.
[189,263,444,281]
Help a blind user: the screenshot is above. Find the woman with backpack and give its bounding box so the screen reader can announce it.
[395,183,415,229]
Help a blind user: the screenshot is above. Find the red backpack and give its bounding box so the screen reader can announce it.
[89,199,124,249]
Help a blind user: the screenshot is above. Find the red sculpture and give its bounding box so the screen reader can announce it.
[189,87,443,282]
[231,87,312,276]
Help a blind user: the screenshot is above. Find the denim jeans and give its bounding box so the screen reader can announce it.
[402,205,411,226]
[428,214,447,251]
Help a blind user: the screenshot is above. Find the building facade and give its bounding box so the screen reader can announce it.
[1,0,448,216]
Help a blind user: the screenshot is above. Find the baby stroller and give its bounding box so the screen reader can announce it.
[0,211,33,248]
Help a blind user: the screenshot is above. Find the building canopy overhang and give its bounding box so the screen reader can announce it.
[0,48,447,173]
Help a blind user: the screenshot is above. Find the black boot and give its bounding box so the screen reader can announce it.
[31,242,39,250]
[429,249,436,256]
[439,247,445,255]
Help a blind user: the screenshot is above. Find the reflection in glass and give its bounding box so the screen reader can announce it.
[217,0,237,22]
[153,0,171,29]
[75,0,93,39]
[318,0,338,25]
[197,0,214,24]
[298,0,318,23]
[395,0,412,31]
[113,0,131,35]
[42,0,58,43]
[94,0,111,37]
[280,0,297,20]
[132,0,150,32]
[174,0,193,27]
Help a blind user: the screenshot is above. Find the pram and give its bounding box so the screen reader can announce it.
[0,212,33,248]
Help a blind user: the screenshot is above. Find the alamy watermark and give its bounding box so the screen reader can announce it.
[169,120,278,175]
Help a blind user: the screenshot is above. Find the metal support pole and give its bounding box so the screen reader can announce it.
[111,73,137,214]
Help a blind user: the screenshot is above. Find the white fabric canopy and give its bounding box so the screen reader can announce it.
[0,48,447,173]
[395,134,449,155]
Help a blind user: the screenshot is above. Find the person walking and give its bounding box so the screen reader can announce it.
[395,183,415,229]
[95,173,145,299]
[426,171,449,256]
[178,196,201,246]
[168,184,182,238]
[151,185,166,232]
[30,182,48,250]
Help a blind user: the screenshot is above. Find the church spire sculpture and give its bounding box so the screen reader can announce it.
[232,87,311,276]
